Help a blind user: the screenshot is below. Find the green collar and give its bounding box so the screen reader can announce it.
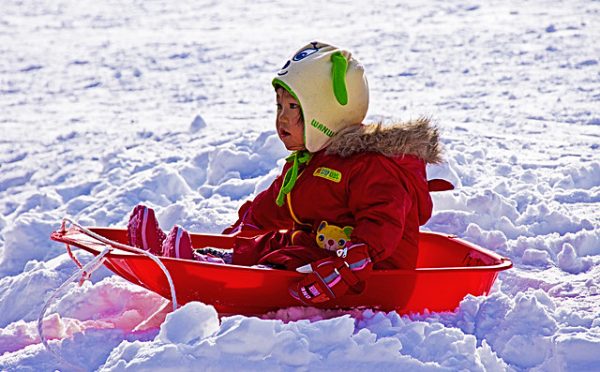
[276,150,313,207]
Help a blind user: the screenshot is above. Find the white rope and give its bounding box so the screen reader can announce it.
[38,217,179,369]
[59,217,178,311]
[132,299,173,332]
[37,246,111,372]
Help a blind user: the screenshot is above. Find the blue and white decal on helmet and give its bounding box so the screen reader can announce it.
[278,42,322,76]
[292,42,320,61]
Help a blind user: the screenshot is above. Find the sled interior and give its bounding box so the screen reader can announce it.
[51,227,512,315]
[69,228,505,270]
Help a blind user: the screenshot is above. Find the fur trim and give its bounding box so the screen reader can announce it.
[325,118,443,164]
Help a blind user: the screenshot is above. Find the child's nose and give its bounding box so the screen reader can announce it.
[277,110,289,123]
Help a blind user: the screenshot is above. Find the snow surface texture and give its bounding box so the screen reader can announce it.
[1,0,599,370]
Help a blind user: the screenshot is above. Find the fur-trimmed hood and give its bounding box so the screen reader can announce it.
[325,118,442,164]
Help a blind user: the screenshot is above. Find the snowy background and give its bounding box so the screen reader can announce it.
[1,0,599,370]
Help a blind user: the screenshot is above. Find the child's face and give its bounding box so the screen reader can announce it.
[276,88,305,151]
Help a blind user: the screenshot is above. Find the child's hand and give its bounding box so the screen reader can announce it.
[290,244,372,305]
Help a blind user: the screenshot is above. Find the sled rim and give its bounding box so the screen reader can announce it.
[50,227,512,274]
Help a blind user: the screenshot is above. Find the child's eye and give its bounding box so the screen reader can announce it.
[276,103,282,110]
[289,103,299,109]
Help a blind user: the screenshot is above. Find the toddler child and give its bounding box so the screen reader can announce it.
[128,41,444,305]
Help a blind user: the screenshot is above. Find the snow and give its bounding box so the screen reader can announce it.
[1,0,599,370]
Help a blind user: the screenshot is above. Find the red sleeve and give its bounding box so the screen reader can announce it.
[346,155,413,263]
[222,164,294,234]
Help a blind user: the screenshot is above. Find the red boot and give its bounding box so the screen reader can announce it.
[162,225,194,259]
[127,204,166,255]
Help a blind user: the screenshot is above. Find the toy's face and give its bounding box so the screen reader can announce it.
[316,221,353,251]
[277,41,323,77]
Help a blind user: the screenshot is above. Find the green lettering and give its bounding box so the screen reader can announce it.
[310,119,335,137]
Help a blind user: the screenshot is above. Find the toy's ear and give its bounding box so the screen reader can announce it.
[318,221,327,232]
[331,52,348,106]
[343,226,353,237]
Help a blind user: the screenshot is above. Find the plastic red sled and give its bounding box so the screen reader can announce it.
[50,225,512,315]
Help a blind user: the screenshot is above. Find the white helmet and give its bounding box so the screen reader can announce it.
[273,41,369,153]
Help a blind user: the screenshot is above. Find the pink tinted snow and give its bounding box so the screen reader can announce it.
[0,291,168,355]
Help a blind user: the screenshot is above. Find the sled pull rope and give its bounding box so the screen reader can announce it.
[58,217,178,310]
[66,244,83,269]
[37,246,111,372]
[38,217,179,369]
[60,219,84,270]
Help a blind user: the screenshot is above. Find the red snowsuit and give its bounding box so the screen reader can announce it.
[224,120,442,270]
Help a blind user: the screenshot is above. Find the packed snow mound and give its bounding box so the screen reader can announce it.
[102,302,508,371]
